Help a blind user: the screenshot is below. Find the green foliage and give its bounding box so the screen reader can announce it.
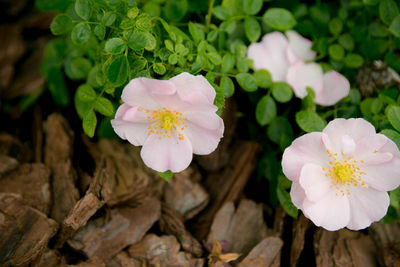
[263,8,297,31]
[256,95,276,126]
[296,110,327,133]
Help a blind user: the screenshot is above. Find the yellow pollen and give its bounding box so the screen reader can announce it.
[140,107,187,143]
[324,149,368,196]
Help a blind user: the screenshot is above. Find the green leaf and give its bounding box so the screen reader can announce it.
[220,76,235,97]
[94,97,114,116]
[165,40,174,52]
[338,34,354,51]
[389,15,400,37]
[381,129,400,149]
[369,22,389,37]
[253,69,272,89]
[380,0,399,25]
[71,23,91,45]
[50,14,73,35]
[243,0,263,15]
[153,63,166,75]
[236,73,257,92]
[277,185,298,218]
[220,20,237,34]
[271,82,293,103]
[296,110,326,132]
[267,117,294,150]
[364,0,379,5]
[65,57,92,80]
[164,0,188,22]
[349,89,361,104]
[328,44,345,61]
[102,12,116,26]
[244,17,261,42]
[127,7,139,19]
[212,6,231,20]
[75,0,91,20]
[94,25,105,40]
[387,106,400,131]
[136,16,153,31]
[168,54,178,65]
[83,109,97,138]
[207,30,218,42]
[76,84,96,102]
[256,95,276,126]
[47,67,70,106]
[107,55,129,86]
[329,18,343,36]
[390,187,400,209]
[188,22,205,44]
[382,205,399,223]
[158,170,173,182]
[35,0,72,11]
[310,5,330,24]
[207,52,222,66]
[128,32,148,51]
[263,8,297,31]
[344,53,364,68]
[221,53,235,73]
[104,38,126,55]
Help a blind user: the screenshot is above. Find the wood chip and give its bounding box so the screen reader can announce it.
[237,236,283,267]
[0,193,58,267]
[159,204,203,257]
[32,249,61,267]
[44,113,79,223]
[107,251,141,267]
[0,163,51,214]
[68,197,161,261]
[0,154,18,176]
[0,133,31,163]
[164,166,209,220]
[207,199,268,257]
[290,213,312,267]
[191,140,261,240]
[369,222,400,266]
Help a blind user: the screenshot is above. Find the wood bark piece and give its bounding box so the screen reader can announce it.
[32,249,61,267]
[0,193,58,267]
[207,199,268,257]
[191,140,261,240]
[0,163,51,214]
[33,105,43,163]
[237,236,283,267]
[44,113,79,223]
[68,197,161,261]
[369,222,400,267]
[314,228,378,267]
[159,204,203,257]
[107,251,142,267]
[127,234,204,267]
[290,213,312,267]
[0,133,31,163]
[0,154,18,176]
[164,166,209,220]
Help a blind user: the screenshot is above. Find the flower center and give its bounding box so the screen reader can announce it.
[140,107,187,143]
[323,150,368,196]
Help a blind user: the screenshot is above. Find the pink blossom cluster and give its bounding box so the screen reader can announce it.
[247,31,350,106]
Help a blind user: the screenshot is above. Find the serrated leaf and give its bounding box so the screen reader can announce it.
[94,96,114,116]
[256,95,276,126]
[296,110,326,132]
[263,8,296,31]
[83,109,97,137]
[236,73,257,92]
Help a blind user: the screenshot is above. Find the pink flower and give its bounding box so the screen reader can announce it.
[282,118,400,231]
[111,72,224,173]
[247,31,350,106]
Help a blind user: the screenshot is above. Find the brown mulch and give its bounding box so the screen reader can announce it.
[1,4,400,267]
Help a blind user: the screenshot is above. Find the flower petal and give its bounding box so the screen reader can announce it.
[282,132,330,182]
[341,135,356,156]
[360,156,400,191]
[290,182,307,209]
[299,163,332,202]
[140,132,193,172]
[184,109,223,130]
[302,189,350,231]
[111,119,150,146]
[286,62,323,99]
[314,71,350,106]
[170,72,216,105]
[347,186,390,230]
[286,30,316,63]
[184,120,224,155]
[247,32,290,81]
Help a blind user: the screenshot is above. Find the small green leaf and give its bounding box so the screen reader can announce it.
[207,52,222,66]
[136,16,153,31]
[75,0,91,20]
[71,23,91,45]
[236,73,257,92]
[296,110,327,132]
[387,106,400,131]
[83,109,97,138]
[168,54,178,65]
[253,69,272,89]
[344,54,364,68]
[50,14,72,35]
[107,55,129,86]
[243,0,263,15]
[165,40,174,52]
[212,6,231,20]
[47,67,70,106]
[380,0,399,25]
[381,129,400,149]
[263,8,297,31]
[389,15,400,37]
[164,0,188,22]
[128,32,148,51]
[158,170,173,182]
[76,84,96,102]
[244,17,261,42]
[338,34,354,51]
[267,117,294,150]
[390,187,400,209]
[277,185,298,218]
[94,25,105,40]
[127,7,139,19]
[102,12,116,26]
[104,38,126,55]
[364,0,379,5]
[328,44,345,61]
[369,22,389,37]
[220,76,235,97]
[221,54,235,73]
[271,82,293,103]
[207,30,218,42]
[256,95,276,126]
[188,22,205,44]
[329,18,343,36]
[94,97,114,116]
[145,33,156,51]
[153,63,166,75]
[65,57,92,80]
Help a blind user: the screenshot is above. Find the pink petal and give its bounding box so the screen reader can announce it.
[360,156,400,191]
[184,120,224,155]
[286,62,323,99]
[111,119,150,146]
[286,30,316,63]
[282,132,330,182]
[170,72,216,105]
[247,32,290,81]
[140,132,193,172]
[114,104,149,123]
[184,109,223,130]
[347,186,390,230]
[355,133,389,158]
[299,163,332,202]
[290,182,307,209]
[314,71,350,106]
[302,189,350,231]
[341,135,356,156]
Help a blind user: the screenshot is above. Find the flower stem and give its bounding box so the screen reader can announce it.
[205,0,216,32]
